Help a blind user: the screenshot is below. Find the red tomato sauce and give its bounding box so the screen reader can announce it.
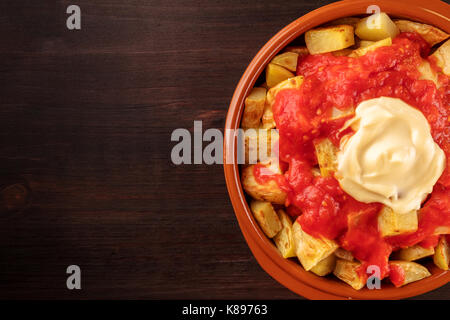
[389,263,406,288]
[256,32,450,279]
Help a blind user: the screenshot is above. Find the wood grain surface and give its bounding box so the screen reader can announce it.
[0,0,448,299]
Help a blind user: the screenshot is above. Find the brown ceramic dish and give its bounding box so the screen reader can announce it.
[224,0,450,299]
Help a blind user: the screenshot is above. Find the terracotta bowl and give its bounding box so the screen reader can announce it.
[224,0,450,299]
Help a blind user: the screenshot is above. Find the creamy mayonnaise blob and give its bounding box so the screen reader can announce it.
[336,97,446,214]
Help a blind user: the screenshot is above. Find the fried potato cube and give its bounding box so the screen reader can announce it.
[433,236,450,271]
[432,39,450,76]
[393,245,435,261]
[250,200,282,238]
[243,128,279,164]
[334,248,354,261]
[265,63,294,88]
[305,25,355,55]
[394,20,449,47]
[271,52,299,72]
[273,209,296,258]
[241,163,287,204]
[310,253,336,276]
[389,261,431,287]
[261,102,276,129]
[284,46,310,58]
[333,259,366,290]
[359,40,375,48]
[241,87,267,128]
[262,76,304,129]
[292,221,338,271]
[349,37,392,57]
[418,60,439,87]
[314,138,339,178]
[378,206,418,237]
[355,12,399,41]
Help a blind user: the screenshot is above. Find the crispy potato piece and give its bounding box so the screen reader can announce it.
[271,52,299,72]
[241,87,267,128]
[334,248,354,261]
[359,40,375,48]
[310,253,336,276]
[305,25,355,54]
[393,245,435,261]
[433,236,450,271]
[314,138,338,178]
[250,200,282,238]
[378,206,418,237]
[284,46,309,58]
[355,12,399,41]
[326,17,360,27]
[273,209,296,258]
[394,20,449,46]
[241,163,287,204]
[261,102,277,129]
[266,63,294,88]
[332,48,353,57]
[418,60,439,87]
[262,76,304,129]
[333,259,366,290]
[349,37,392,57]
[243,128,279,164]
[292,221,338,271]
[432,39,450,76]
[389,261,431,287]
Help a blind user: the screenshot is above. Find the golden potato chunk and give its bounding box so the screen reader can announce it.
[262,76,304,129]
[314,138,338,178]
[349,37,392,57]
[292,221,338,271]
[310,253,336,276]
[334,248,354,261]
[418,60,439,87]
[432,39,450,76]
[250,200,282,238]
[265,63,294,88]
[241,87,267,128]
[241,163,287,205]
[433,236,449,271]
[355,12,399,41]
[333,259,366,290]
[393,245,434,262]
[273,209,296,258]
[305,25,355,54]
[359,40,375,48]
[389,261,431,287]
[394,20,449,46]
[284,46,309,58]
[243,128,279,164]
[271,52,299,72]
[378,206,418,237]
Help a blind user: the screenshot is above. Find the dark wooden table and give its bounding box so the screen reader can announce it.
[0,0,448,299]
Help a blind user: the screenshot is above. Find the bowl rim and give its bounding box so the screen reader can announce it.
[223,0,450,300]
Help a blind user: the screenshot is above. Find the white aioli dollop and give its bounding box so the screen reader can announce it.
[336,97,445,213]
